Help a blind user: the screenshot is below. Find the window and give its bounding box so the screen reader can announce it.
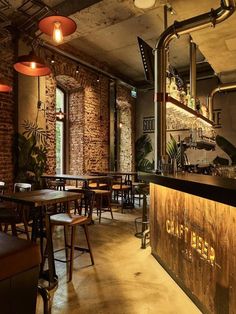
[56,87,66,174]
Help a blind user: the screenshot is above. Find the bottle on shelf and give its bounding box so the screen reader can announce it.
[166,75,170,94]
[190,97,195,110]
[169,76,179,100]
[180,88,186,105]
[185,84,191,107]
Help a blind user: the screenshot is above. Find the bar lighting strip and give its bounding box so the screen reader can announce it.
[139,44,148,74]
[166,102,213,127]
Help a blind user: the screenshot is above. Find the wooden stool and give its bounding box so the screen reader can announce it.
[50,189,95,281]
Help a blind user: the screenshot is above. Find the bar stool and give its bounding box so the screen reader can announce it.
[111,175,132,212]
[50,189,95,281]
[90,177,113,223]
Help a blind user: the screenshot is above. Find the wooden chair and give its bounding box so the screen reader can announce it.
[111,175,132,213]
[46,179,65,191]
[90,177,113,223]
[0,183,32,239]
[50,189,95,281]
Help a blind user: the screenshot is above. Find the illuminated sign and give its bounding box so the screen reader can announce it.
[166,219,216,266]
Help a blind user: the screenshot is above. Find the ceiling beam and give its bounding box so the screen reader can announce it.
[53,0,102,16]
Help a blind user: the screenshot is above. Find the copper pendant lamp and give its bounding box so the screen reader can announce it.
[14,50,51,76]
[38,15,77,44]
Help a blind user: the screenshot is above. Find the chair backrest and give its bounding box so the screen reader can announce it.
[47,179,65,191]
[110,175,123,189]
[14,183,32,193]
[0,181,5,195]
[68,188,95,220]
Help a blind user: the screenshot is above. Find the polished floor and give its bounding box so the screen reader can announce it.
[36,206,202,314]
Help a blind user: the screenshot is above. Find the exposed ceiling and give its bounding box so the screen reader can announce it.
[1,0,236,86]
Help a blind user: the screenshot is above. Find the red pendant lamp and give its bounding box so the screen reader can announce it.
[38,15,77,44]
[0,83,12,92]
[14,50,51,76]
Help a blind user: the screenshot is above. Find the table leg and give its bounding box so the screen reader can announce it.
[43,206,58,290]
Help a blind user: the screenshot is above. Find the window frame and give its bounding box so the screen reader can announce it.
[56,85,67,174]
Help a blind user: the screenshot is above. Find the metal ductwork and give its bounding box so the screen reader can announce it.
[208,82,236,120]
[154,0,235,170]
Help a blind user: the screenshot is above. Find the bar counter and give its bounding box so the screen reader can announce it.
[140,172,236,314]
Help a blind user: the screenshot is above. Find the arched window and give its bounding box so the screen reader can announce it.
[56,87,66,174]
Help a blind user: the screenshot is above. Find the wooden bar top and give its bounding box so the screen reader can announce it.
[139,172,236,207]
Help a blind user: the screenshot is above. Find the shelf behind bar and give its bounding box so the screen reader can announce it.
[157,93,214,126]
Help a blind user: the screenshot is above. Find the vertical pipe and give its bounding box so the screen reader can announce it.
[164,5,168,30]
[154,5,168,171]
[154,0,234,170]
[189,38,197,104]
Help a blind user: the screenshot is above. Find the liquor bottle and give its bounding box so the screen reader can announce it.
[190,97,195,110]
[169,76,179,100]
[180,88,186,105]
[185,84,191,107]
[166,75,170,94]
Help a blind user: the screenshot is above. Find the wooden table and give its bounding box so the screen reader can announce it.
[96,171,137,182]
[41,174,109,188]
[1,189,79,289]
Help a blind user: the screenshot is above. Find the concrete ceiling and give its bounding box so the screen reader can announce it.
[2,0,236,85]
[53,0,236,84]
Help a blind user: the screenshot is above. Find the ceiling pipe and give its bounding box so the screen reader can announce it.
[154,0,235,170]
[208,82,236,120]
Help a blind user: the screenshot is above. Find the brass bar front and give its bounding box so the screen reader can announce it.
[149,182,236,314]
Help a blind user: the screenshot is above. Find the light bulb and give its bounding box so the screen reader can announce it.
[30,62,36,69]
[134,0,156,9]
[53,21,63,43]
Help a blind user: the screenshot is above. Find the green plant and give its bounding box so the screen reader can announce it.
[166,134,187,168]
[15,120,47,188]
[215,135,236,165]
[135,134,154,171]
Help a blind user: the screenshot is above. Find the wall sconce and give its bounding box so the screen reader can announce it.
[119,122,123,128]
[38,15,77,44]
[133,0,156,9]
[166,3,176,15]
[51,54,55,64]
[14,50,51,76]
[56,108,65,120]
[37,77,46,116]
[75,66,79,74]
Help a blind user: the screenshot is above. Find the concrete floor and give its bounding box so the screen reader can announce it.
[36,207,202,314]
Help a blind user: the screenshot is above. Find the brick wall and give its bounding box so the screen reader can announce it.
[2,42,135,186]
[69,89,85,174]
[41,48,110,175]
[0,36,15,192]
[117,85,135,171]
